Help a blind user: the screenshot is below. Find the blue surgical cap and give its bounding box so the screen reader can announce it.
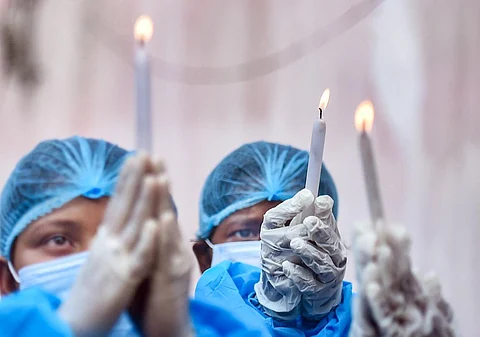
[0,136,130,260]
[197,141,339,239]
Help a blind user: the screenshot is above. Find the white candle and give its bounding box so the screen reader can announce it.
[134,15,154,152]
[355,100,385,223]
[292,89,330,225]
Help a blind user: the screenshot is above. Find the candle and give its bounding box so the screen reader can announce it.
[292,89,330,225]
[134,15,154,152]
[355,100,385,224]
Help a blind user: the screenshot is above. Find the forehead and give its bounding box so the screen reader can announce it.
[219,200,281,227]
[22,197,109,232]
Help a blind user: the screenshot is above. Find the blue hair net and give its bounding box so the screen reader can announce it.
[198,141,339,239]
[0,136,130,260]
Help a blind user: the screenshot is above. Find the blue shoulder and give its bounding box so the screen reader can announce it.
[0,288,73,337]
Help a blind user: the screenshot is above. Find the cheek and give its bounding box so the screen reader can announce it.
[209,227,229,244]
[12,244,56,271]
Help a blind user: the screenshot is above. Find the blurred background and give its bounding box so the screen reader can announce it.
[1,0,479,335]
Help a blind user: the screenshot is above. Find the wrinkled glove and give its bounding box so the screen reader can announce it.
[59,154,159,337]
[131,165,193,337]
[351,221,457,337]
[254,189,347,321]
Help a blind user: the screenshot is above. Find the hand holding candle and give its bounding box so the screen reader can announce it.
[355,101,385,225]
[134,15,154,152]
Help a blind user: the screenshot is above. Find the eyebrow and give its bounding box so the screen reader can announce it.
[26,219,82,237]
[225,218,263,229]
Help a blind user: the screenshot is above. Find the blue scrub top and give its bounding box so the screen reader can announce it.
[0,287,269,337]
[195,261,353,337]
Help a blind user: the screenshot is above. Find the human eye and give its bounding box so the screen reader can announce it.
[231,229,256,239]
[45,235,70,247]
[41,234,75,256]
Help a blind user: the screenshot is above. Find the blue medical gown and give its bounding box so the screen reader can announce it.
[195,261,353,337]
[0,287,269,337]
[0,288,73,337]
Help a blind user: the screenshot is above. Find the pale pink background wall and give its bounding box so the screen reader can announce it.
[1,1,479,335]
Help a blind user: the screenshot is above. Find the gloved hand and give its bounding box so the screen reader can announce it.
[130,163,193,337]
[351,221,457,337]
[254,189,347,321]
[59,154,159,337]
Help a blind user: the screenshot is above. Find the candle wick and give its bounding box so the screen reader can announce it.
[318,108,323,119]
[362,119,366,131]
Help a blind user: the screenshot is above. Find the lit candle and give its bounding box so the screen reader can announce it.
[355,100,385,224]
[134,15,154,152]
[293,89,330,225]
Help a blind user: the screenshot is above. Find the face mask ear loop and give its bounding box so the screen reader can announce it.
[7,260,21,284]
[204,239,214,249]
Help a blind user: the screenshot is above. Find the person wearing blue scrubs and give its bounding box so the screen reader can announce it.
[193,141,353,337]
[0,136,268,337]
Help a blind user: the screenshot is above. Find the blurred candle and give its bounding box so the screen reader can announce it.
[298,89,330,222]
[355,100,385,223]
[134,15,154,152]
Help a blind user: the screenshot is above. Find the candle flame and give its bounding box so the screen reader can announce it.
[318,89,330,112]
[134,15,154,43]
[355,100,375,132]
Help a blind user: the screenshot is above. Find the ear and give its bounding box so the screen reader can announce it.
[0,257,18,295]
[192,240,212,274]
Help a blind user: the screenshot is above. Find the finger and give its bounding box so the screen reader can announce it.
[290,238,344,284]
[105,153,150,233]
[260,225,307,250]
[263,189,314,229]
[284,223,309,242]
[304,216,334,244]
[376,242,411,285]
[261,271,298,300]
[159,210,182,251]
[283,262,342,313]
[150,157,166,175]
[101,155,135,224]
[164,212,191,277]
[352,227,377,272]
[260,242,295,274]
[282,260,316,292]
[111,154,136,196]
[122,176,158,248]
[313,195,340,236]
[130,219,158,282]
[383,224,411,256]
[313,195,334,219]
[364,281,389,325]
[157,174,175,219]
[303,217,346,267]
[157,210,189,278]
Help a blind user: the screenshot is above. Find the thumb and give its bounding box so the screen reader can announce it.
[263,189,314,229]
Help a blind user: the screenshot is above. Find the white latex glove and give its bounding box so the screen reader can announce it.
[59,154,159,337]
[254,189,347,321]
[131,168,193,337]
[351,221,457,337]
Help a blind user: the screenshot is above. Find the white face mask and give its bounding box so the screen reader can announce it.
[10,252,140,337]
[205,239,262,269]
